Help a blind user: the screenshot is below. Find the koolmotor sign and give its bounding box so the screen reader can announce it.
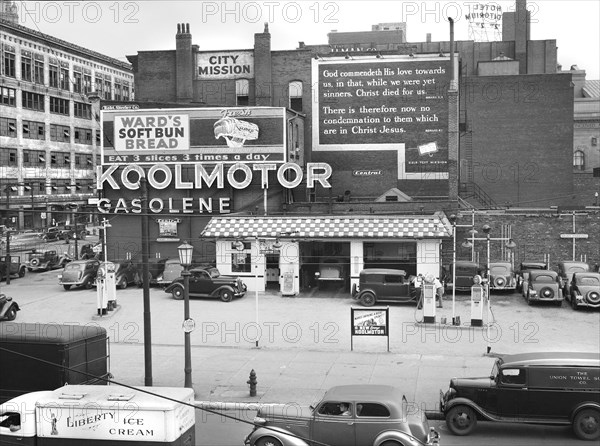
[101,107,286,165]
[311,55,451,179]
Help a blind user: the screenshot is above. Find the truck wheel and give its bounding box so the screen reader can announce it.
[220,289,233,302]
[63,285,72,290]
[360,292,376,307]
[254,437,283,446]
[573,409,600,441]
[446,405,477,436]
[171,285,184,300]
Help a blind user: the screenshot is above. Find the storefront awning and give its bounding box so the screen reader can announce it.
[201,212,452,239]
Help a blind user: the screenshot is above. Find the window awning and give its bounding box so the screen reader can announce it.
[202,212,452,240]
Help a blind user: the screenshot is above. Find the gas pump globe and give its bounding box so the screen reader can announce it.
[470,274,485,326]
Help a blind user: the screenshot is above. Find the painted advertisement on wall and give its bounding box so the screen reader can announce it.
[101,107,286,165]
[311,56,451,180]
[196,51,254,79]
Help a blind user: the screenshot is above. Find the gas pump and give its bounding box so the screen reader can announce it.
[470,275,485,326]
[422,274,437,323]
[96,261,117,315]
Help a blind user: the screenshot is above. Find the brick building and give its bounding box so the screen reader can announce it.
[0,12,134,230]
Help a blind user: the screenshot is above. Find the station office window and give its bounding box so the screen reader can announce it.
[236,79,249,106]
[289,81,303,112]
[231,242,251,273]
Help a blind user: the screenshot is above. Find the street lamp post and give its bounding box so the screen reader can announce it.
[178,241,194,389]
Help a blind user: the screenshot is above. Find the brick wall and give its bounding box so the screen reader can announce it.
[133,51,177,102]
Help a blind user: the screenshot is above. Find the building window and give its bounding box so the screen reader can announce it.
[60,67,70,90]
[50,124,70,142]
[50,96,69,115]
[22,91,45,111]
[103,79,112,100]
[236,79,249,106]
[123,84,130,101]
[289,81,303,112]
[34,58,44,84]
[114,81,122,101]
[3,49,16,77]
[95,129,101,144]
[74,102,91,119]
[49,62,59,88]
[22,150,46,166]
[21,53,32,81]
[22,120,45,140]
[73,71,82,93]
[64,153,71,166]
[74,127,93,145]
[0,117,17,137]
[0,149,18,166]
[573,150,585,171]
[83,73,92,94]
[0,87,16,106]
[94,75,103,96]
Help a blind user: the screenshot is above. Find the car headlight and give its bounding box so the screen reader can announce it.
[530,290,537,296]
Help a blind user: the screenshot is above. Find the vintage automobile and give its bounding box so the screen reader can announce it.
[27,250,71,272]
[351,268,418,307]
[42,226,69,241]
[515,261,547,293]
[557,261,590,295]
[523,269,563,305]
[58,259,100,290]
[155,258,184,287]
[164,266,246,302]
[0,256,27,280]
[440,351,600,441]
[315,259,347,288]
[148,258,169,286]
[442,261,483,292]
[245,384,440,446]
[567,272,600,310]
[114,260,141,289]
[486,261,516,291]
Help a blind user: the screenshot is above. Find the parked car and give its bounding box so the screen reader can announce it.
[114,260,141,289]
[245,384,440,446]
[515,261,547,293]
[523,269,563,305]
[315,259,347,288]
[351,268,418,307]
[485,261,516,291]
[568,272,600,310]
[58,259,100,290]
[557,261,590,296]
[148,258,168,286]
[442,261,483,292]
[440,351,600,441]
[164,266,246,302]
[0,256,27,280]
[42,226,69,241]
[155,258,184,287]
[27,250,71,272]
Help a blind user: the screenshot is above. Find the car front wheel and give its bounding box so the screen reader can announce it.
[119,278,128,290]
[84,278,93,289]
[171,285,184,300]
[254,437,283,446]
[360,292,376,307]
[573,408,600,441]
[5,306,17,321]
[63,285,71,290]
[18,268,26,278]
[220,289,233,302]
[446,405,477,436]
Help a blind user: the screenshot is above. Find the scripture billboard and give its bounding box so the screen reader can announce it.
[311,55,451,179]
[101,107,286,165]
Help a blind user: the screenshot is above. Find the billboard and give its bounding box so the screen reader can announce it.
[196,51,254,79]
[311,56,451,179]
[101,107,286,165]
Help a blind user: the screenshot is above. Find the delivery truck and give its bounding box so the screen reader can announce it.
[0,385,195,445]
[0,323,110,403]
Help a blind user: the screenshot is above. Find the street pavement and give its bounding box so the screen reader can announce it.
[3,267,600,416]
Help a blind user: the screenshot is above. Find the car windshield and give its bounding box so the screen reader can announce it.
[65,263,82,270]
[535,274,555,283]
[580,277,600,285]
[208,268,220,278]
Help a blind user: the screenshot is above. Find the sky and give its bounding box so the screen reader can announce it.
[11,0,600,79]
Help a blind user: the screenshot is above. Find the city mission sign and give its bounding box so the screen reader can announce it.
[96,162,332,214]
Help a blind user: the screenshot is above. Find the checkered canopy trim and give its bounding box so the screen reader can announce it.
[202,214,452,239]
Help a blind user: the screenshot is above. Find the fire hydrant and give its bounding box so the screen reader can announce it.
[247,369,257,396]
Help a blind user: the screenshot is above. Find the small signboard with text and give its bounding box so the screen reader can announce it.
[350,307,389,351]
